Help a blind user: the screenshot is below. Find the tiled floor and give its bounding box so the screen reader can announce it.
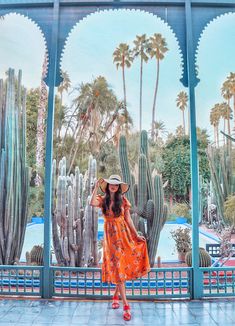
[0,298,234,326]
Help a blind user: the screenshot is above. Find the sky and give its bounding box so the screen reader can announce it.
[0,11,235,139]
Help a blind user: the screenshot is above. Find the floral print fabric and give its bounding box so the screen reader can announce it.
[96,195,150,284]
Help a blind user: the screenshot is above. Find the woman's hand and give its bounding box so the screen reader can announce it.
[135,234,146,242]
[90,178,103,206]
[95,178,102,189]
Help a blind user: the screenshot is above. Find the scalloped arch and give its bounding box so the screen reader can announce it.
[0,12,49,79]
[59,8,184,84]
[195,11,235,77]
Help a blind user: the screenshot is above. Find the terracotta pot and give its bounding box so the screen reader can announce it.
[178,252,186,262]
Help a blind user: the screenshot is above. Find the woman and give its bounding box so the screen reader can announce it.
[90,175,150,321]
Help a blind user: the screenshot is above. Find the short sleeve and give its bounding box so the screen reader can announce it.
[96,194,104,208]
[123,196,131,211]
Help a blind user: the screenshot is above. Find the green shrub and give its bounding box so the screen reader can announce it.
[224,195,235,226]
[172,203,190,218]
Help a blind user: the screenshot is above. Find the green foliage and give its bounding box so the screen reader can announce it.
[26,88,40,167]
[224,195,235,225]
[162,132,210,201]
[126,132,140,167]
[172,203,190,218]
[97,142,120,176]
[149,143,165,173]
[163,136,191,199]
[53,94,67,139]
[28,186,44,218]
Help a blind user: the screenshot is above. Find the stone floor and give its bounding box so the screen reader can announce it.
[0,297,234,326]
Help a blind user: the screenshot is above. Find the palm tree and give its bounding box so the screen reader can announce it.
[132,34,149,131]
[210,104,221,147]
[148,33,168,139]
[225,73,235,134]
[112,105,133,147]
[150,120,168,142]
[176,91,188,135]
[35,53,48,186]
[221,79,232,107]
[113,43,133,130]
[67,76,129,173]
[57,71,71,138]
[220,102,232,139]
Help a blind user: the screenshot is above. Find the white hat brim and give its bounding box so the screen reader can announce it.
[99,178,129,194]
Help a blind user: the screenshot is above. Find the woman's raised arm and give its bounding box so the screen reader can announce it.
[89,179,102,207]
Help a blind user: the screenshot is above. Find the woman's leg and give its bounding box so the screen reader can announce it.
[112,285,120,309]
[117,282,128,305]
[113,285,119,297]
[118,282,131,320]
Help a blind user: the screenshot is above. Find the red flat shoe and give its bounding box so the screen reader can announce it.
[123,304,131,321]
[112,295,120,309]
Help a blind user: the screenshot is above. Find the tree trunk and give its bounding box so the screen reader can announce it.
[188,105,190,135]
[234,95,235,136]
[223,118,226,146]
[139,57,143,132]
[122,57,128,133]
[35,54,48,186]
[227,99,231,136]
[182,110,186,135]
[151,59,160,139]
[58,92,63,138]
[214,127,216,147]
[216,126,219,148]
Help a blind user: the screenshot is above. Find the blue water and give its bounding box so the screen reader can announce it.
[20,221,219,262]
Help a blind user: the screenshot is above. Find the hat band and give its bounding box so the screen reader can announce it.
[110,177,121,182]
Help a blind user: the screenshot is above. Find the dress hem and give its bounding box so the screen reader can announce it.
[102,267,151,285]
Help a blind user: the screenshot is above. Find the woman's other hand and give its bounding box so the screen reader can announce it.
[135,235,146,242]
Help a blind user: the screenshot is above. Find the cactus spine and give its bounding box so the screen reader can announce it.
[0,69,29,265]
[119,130,168,267]
[52,155,99,267]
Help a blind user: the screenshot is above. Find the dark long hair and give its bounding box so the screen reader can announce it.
[102,185,123,217]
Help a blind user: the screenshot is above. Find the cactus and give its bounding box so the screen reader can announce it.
[207,145,234,225]
[0,69,30,265]
[119,130,168,267]
[26,245,44,266]
[185,247,211,267]
[52,155,99,267]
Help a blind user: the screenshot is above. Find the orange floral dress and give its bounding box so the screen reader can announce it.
[96,195,150,284]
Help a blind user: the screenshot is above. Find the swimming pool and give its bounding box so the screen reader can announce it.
[20,221,219,262]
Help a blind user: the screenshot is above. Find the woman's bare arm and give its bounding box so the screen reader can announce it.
[124,210,145,240]
[89,179,101,207]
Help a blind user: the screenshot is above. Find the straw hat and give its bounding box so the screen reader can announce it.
[99,175,129,194]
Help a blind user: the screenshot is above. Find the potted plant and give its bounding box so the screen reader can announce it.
[172,203,190,224]
[170,227,191,262]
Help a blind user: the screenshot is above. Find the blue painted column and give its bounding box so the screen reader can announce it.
[185,0,203,299]
[42,0,60,299]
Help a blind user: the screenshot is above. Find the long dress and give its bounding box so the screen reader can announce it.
[96,194,151,284]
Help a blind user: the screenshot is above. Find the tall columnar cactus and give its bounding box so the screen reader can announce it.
[0,69,30,265]
[207,145,235,225]
[52,155,99,267]
[119,130,168,267]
